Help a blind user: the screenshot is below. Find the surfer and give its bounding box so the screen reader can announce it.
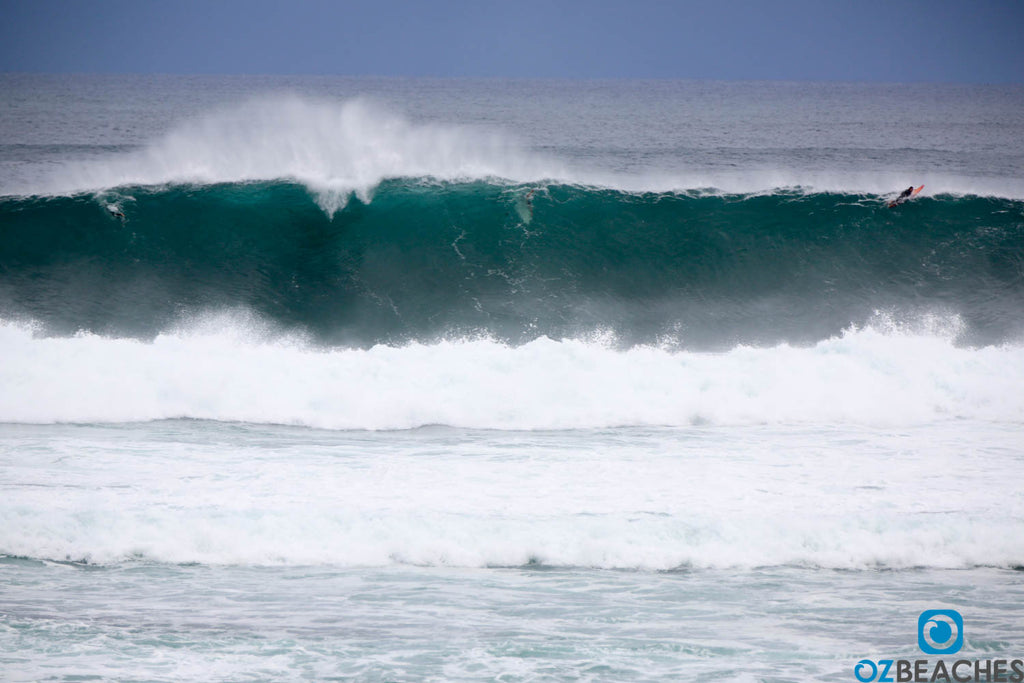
[522,189,536,222]
[109,208,125,220]
[887,185,922,208]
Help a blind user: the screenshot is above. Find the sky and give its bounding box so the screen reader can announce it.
[1,0,1022,83]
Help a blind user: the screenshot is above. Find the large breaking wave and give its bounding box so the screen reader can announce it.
[1,180,1022,347]
[2,95,1023,431]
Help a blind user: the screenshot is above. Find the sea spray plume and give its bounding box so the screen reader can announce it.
[7,93,1024,201]
[49,97,566,212]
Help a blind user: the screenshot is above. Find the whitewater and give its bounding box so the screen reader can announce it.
[2,317,1023,429]
[2,75,1023,681]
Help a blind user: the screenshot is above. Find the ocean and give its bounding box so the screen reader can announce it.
[1,74,1023,681]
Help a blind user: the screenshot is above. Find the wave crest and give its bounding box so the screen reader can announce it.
[9,95,1024,202]
[32,97,566,212]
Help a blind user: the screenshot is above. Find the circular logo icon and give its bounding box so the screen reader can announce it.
[917,609,964,655]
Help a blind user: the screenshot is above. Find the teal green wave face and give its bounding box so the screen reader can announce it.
[1,180,1022,348]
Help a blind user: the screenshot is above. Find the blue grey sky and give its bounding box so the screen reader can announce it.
[1,0,1022,83]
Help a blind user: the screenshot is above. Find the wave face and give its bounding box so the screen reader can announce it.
[1,181,1022,348]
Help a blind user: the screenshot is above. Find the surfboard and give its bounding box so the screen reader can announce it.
[887,185,924,208]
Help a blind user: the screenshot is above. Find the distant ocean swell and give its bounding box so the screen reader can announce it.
[1,180,1022,347]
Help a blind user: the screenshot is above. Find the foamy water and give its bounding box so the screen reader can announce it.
[2,316,1021,429]
[2,418,1022,569]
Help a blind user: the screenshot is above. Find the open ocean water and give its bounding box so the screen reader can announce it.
[1,75,1024,681]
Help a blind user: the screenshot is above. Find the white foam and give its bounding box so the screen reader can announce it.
[11,96,1024,205]
[2,411,1022,569]
[1,315,1022,430]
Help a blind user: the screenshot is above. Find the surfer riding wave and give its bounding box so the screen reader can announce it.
[888,184,922,208]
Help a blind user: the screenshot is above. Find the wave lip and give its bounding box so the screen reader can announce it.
[10,97,567,212]
[5,95,1024,203]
